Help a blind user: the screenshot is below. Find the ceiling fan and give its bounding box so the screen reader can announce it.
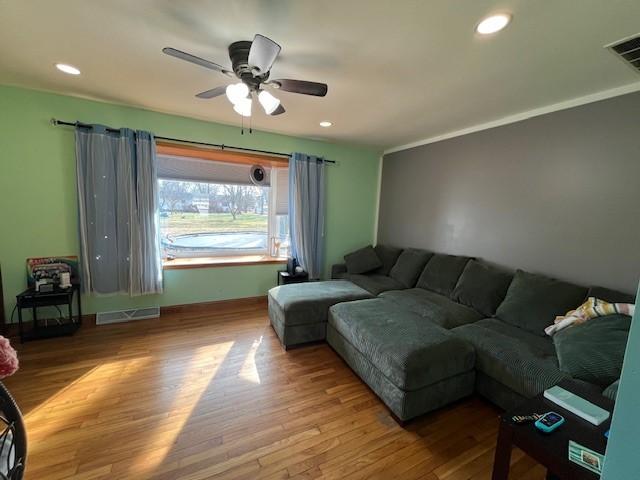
[163,34,328,117]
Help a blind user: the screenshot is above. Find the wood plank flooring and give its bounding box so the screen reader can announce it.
[3,299,546,479]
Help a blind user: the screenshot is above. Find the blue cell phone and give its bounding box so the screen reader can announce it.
[534,412,565,433]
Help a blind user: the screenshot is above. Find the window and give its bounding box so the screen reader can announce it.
[156,146,289,262]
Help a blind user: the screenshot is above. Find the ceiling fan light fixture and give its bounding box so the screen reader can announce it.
[226,82,249,105]
[258,90,280,115]
[233,97,252,117]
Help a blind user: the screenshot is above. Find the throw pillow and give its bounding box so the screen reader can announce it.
[389,249,433,288]
[451,260,513,316]
[373,245,403,276]
[416,254,472,297]
[495,270,587,337]
[553,314,631,386]
[344,245,382,274]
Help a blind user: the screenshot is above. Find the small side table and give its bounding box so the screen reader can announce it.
[16,284,82,343]
[492,380,612,480]
[277,271,309,286]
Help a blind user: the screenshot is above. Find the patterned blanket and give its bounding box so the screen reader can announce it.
[545,297,635,336]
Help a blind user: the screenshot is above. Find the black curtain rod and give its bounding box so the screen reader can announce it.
[50,118,336,164]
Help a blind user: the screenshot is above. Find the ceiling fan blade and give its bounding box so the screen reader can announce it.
[270,104,286,116]
[163,47,231,76]
[195,86,227,99]
[272,79,328,97]
[248,34,281,73]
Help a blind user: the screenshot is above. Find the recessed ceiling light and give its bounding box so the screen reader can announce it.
[319,121,332,128]
[55,63,81,75]
[476,13,511,35]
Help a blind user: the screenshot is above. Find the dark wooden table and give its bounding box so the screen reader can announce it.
[492,380,613,480]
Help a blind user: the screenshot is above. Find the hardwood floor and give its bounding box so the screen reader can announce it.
[3,299,546,480]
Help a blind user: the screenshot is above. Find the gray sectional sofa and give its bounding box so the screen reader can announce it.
[268,245,634,422]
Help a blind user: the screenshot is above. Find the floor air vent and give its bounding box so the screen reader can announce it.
[606,34,640,73]
[96,306,160,325]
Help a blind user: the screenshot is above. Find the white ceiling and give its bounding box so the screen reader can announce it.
[1,0,639,150]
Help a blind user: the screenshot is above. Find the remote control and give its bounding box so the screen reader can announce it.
[511,413,543,424]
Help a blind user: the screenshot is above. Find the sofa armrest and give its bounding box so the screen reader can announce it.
[331,263,348,279]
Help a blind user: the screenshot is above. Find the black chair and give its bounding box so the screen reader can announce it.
[0,382,25,480]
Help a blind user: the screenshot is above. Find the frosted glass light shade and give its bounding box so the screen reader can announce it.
[226,83,249,104]
[258,90,280,115]
[233,97,252,117]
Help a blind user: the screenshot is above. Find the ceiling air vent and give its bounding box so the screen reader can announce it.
[606,34,640,73]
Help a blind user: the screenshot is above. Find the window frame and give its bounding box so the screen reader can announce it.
[155,142,289,268]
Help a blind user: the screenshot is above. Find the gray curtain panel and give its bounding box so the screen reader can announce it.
[75,125,162,295]
[288,153,326,279]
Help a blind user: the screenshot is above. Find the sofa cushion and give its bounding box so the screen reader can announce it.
[344,245,382,274]
[453,318,569,398]
[553,314,631,387]
[347,274,405,296]
[389,248,433,288]
[380,288,482,329]
[416,254,471,296]
[329,298,475,391]
[268,280,374,326]
[451,260,513,317]
[373,245,404,276]
[495,270,587,337]
[587,286,636,304]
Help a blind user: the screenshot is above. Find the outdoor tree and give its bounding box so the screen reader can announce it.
[158,180,194,212]
[222,185,247,219]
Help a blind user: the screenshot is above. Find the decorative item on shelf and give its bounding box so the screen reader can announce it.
[270,237,282,258]
[0,335,25,479]
[26,256,78,292]
[59,272,71,289]
[286,257,297,275]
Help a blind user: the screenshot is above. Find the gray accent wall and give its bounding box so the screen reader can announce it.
[378,92,640,293]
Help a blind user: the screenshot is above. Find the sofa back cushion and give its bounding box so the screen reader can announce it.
[389,249,433,288]
[373,245,404,276]
[344,245,382,274]
[416,254,471,296]
[495,270,587,337]
[451,260,513,316]
[587,286,636,304]
[553,314,631,386]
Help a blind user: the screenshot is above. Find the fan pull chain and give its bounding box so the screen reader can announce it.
[241,115,244,135]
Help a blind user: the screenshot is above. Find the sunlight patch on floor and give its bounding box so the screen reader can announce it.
[238,336,263,385]
[125,340,234,477]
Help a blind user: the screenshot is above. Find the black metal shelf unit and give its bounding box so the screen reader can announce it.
[15,284,82,343]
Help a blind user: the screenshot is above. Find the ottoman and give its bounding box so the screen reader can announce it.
[268,280,374,349]
[327,297,476,421]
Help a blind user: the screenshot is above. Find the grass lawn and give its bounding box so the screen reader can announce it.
[160,212,268,237]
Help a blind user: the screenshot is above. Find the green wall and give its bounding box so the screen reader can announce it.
[601,281,640,479]
[0,85,381,319]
